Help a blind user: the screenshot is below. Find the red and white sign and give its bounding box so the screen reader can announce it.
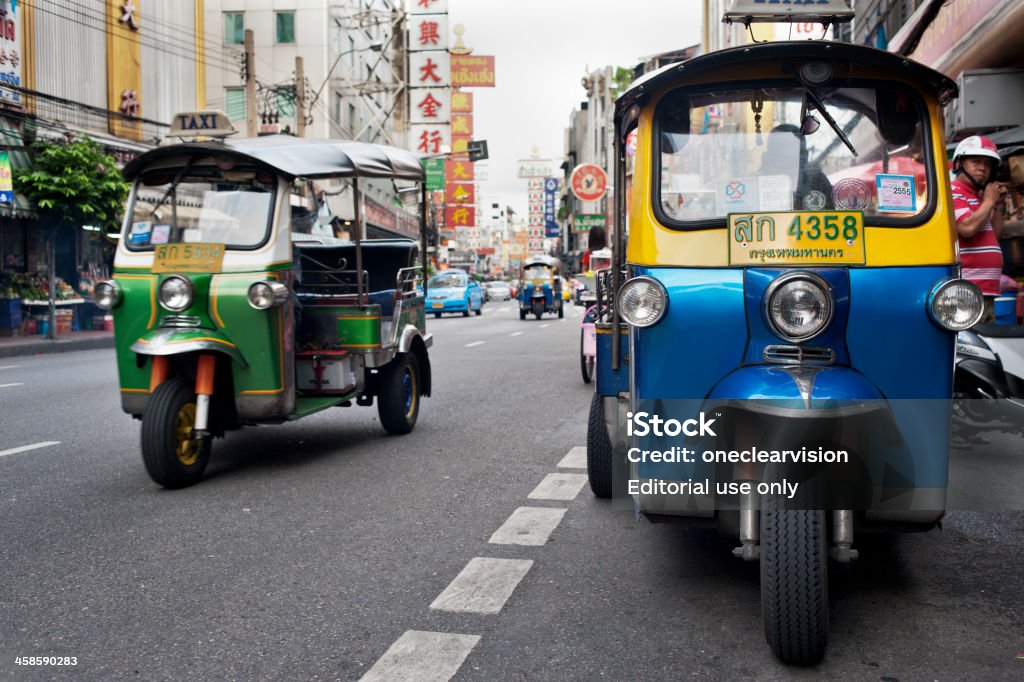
[411,124,450,154]
[570,163,608,202]
[409,0,448,13]
[409,52,450,87]
[411,88,450,124]
[408,15,448,51]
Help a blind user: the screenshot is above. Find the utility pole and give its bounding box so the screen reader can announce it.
[244,29,257,137]
[295,56,305,137]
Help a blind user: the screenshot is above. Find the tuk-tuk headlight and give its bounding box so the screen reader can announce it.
[93,280,122,310]
[158,275,194,312]
[247,281,290,309]
[928,279,983,331]
[765,272,833,342]
[617,277,668,327]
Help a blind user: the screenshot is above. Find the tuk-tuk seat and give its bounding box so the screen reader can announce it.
[295,239,418,317]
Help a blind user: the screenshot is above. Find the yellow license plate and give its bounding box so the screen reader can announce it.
[728,212,865,266]
[153,243,226,273]
[431,302,444,309]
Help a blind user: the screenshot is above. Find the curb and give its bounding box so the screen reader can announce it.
[0,335,116,359]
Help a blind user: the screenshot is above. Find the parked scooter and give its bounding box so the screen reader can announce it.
[954,322,1024,437]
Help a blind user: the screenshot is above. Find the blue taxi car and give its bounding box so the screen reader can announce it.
[426,269,484,318]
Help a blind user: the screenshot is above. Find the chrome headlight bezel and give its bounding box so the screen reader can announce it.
[158,275,194,312]
[247,281,290,310]
[616,276,668,328]
[928,278,983,331]
[763,272,834,343]
[93,279,122,310]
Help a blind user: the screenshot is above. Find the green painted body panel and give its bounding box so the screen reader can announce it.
[301,305,382,349]
[210,273,288,394]
[398,298,426,333]
[289,395,351,419]
[111,273,159,393]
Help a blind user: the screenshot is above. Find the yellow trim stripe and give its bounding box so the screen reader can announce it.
[120,388,150,394]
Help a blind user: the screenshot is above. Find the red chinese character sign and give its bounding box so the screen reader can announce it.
[445,206,475,227]
[570,163,608,202]
[451,91,473,112]
[411,89,450,124]
[446,159,474,182]
[409,0,448,13]
[446,183,475,205]
[408,15,448,51]
[412,125,450,154]
[409,52,450,87]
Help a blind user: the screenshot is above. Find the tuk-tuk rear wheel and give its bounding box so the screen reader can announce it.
[586,393,613,498]
[378,353,420,435]
[140,378,211,489]
[580,330,595,384]
[760,503,829,665]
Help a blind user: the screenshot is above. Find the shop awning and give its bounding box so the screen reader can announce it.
[0,118,37,219]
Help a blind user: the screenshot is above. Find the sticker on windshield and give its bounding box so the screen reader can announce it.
[716,177,760,214]
[832,179,871,211]
[150,224,171,245]
[128,221,152,245]
[876,174,916,212]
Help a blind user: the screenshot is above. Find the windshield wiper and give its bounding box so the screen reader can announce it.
[149,157,197,219]
[801,85,857,157]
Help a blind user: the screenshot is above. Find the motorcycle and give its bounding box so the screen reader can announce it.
[954,321,1024,438]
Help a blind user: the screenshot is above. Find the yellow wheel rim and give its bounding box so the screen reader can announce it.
[174,402,201,466]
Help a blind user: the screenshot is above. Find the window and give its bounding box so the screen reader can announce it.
[225,87,246,124]
[224,12,244,45]
[275,11,295,44]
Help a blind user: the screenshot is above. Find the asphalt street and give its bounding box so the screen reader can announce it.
[1,303,1022,681]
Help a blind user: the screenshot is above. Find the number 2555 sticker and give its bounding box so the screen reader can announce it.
[876,174,916,213]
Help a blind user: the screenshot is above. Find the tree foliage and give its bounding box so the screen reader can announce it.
[13,136,130,230]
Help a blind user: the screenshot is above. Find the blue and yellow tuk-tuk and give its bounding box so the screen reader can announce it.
[586,6,985,664]
[518,255,563,320]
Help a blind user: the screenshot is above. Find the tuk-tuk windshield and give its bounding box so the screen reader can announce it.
[656,83,931,227]
[524,264,554,281]
[429,272,466,288]
[126,167,276,250]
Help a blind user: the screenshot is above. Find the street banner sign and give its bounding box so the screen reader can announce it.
[411,124,450,154]
[446,182,475,205]
[452,113,473,136]
[451,55,496,87]
[410,52,451,88]
[424,157,445,191]
[451,90,473,112]
[573,214,606,233]
[451,135,471,156]
[544,177,559,238]
[411,88,451,124]
[408,14,449,51]
[517,159,554,178]
[445,158,474,182]
[467,139,488,162]
[445,205,475,227]
[570,163,608,202]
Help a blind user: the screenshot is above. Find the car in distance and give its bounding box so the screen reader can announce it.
[484,281,512,301]
[426,269,484,317]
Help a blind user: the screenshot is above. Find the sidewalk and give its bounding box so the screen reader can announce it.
[0,330,115,358]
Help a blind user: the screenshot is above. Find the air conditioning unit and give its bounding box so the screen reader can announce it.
[946,68,1024,137]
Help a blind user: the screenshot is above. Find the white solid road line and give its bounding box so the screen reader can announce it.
[527,473,589,501]
[0,441,61,459]
[430,557,533,614]
[0,383,24,389]
[489,507,567,547]
[464,341,485,348]
[510,331,524,337]
[557,446,587,469]
[0,365,21,370]
[359,630,480,682]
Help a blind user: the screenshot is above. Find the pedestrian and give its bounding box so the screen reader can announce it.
[950,135,1008,323]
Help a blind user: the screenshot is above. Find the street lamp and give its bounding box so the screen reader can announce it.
[308,40,384,115]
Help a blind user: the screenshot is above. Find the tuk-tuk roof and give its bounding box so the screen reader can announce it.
[616,41,958,118]
[123,135,425,182]
[523,255,559,267]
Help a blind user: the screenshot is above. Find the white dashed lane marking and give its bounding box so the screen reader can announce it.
[510,331,524,337]
[0,383,24,388]
[358,630,480,682]
[527,473,589,501]
[430,557,533,614]
[0,365,21,370]
[539,323,550,328]
[464,341,485,348]
[557,446,587,469]
[0,441,61,459]
[489,507,567,546]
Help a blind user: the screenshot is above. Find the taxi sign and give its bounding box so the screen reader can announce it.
[728,211,865,266]
[153,243,226,273]
[169,111,237,139]
[723,0,854,24]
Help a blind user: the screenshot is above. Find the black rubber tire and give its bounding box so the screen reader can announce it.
[475,301,482,316]
[462,307,470,317]
[533,300,544,320]
[377,353,421,435]
[558,305,564,319]
[586,392,614,498]
[580,330,595,384]
[141,378,211,489]
[434,312,442,319]
[760,502,829,665]
[520,308,527,320]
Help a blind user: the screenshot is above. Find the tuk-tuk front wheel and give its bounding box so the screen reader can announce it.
[140,378,211,489]
[519,308,527,320]
[378,353,420,435]
[760,503,829,665]
[533,299,544,320]
[558,305,564,319]
[586,393,614,498]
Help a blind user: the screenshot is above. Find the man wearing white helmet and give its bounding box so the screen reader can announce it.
[950,135,1007,322]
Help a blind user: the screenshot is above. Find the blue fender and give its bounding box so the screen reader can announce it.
[707,365,885,415]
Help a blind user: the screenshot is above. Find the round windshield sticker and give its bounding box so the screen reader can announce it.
[803,190,827,210]
[832,179,870,210]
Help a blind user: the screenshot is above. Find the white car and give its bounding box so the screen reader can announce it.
[484,281,512,301]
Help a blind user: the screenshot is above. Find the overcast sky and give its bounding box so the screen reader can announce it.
[444,0,703,219]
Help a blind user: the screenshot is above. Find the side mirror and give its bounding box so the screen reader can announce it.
[588,225,607,251]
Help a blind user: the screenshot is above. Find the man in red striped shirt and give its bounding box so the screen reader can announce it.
[951,135,1007,323]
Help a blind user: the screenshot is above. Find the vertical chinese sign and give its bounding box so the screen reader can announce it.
[0,0,24,108]
[106,0,142,141]
[544,177,560,238]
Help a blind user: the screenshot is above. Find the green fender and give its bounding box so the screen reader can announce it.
[131,327,249,368]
